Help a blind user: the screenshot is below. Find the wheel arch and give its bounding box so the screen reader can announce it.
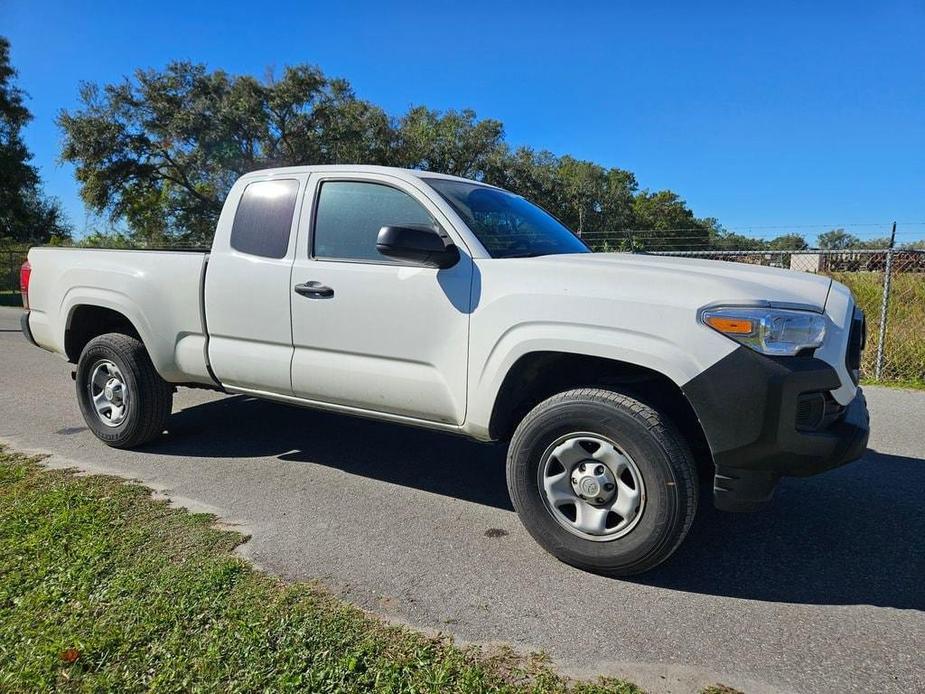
[486,351,712,474]
[60,288,187,382]
[65,304,143,363]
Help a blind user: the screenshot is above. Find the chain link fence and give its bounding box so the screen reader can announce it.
[3,243,923,386]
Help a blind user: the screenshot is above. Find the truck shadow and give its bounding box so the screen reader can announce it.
[156,394,923,610]
[635,447,925,610]
[160,395,513,510]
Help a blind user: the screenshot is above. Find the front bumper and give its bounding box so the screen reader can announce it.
[683,346,870,512]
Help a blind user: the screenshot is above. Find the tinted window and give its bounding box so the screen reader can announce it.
[313,181,435,262]
[230,179,300,259]
[424,178,588,258]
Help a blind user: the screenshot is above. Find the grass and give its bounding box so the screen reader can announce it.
[830,271,925,385]
[0,446,646,693]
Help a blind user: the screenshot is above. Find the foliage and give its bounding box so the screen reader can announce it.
[854,236,893,249]
[768,233,808,250]
[708,228,767,251]
[828,271,925,384]
[59,61,716,247]
[816,229,908,252]
[58,63,394,246]
[394,106,503,178]
[78,229,137,248]
[817,228,861,250]
[0,447,641,693]
[0,36,70,244]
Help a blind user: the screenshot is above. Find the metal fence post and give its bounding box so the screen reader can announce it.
[874,222,897,380]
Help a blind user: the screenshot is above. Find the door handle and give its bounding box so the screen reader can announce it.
[294,281,334,298]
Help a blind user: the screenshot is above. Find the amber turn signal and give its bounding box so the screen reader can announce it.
[704,315,754,335]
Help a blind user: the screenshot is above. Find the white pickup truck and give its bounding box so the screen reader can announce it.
[20,165,869,575]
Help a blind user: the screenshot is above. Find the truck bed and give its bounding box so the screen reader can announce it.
[25,247,215,385]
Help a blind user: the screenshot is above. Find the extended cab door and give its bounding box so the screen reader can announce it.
[289,173,473,424]
[205,176,304,393]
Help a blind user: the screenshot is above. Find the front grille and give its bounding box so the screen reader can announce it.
[845,307,866,382]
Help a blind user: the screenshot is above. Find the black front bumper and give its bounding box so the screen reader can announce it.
[683,347,870,512]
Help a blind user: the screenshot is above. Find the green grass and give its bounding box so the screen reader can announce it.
[830,271,925,386]
[0,446,642,693]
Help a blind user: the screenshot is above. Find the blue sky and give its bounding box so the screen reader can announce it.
[3,0,924,241]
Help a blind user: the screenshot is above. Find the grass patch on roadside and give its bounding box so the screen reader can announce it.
[0,446,641,693]
[831,271,925,385]
[860,377,925,392]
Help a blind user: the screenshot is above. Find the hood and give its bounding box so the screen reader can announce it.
[524,252,833,311]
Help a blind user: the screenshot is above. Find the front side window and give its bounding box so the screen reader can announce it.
[313,181,436,262]
[230,179,300,259]
[424,178,589,258]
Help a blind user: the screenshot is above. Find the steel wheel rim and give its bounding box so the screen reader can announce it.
[88,360,129,427]
[537,432,646,542]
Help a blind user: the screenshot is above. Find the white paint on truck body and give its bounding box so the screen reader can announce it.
[25,248,213,384]
[24,165,858,442]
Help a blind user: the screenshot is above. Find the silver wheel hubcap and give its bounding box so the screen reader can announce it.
[538,433,646,541]
[89,360,128,427]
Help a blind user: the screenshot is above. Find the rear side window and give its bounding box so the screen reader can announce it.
[230,179,300,259]
[313,181,435,262]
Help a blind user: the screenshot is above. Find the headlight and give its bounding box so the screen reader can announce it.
[700,306,826,356]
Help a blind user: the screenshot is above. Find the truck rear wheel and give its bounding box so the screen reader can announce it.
[507,387,697,576]
[76,333,173,449]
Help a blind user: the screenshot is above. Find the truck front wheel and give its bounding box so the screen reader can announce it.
[76,333,173,449]
[507,388,698,576]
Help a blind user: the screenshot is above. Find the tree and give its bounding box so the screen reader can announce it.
[600,167,638,232]
[0,36,70,243]
[817,228,860,250]
[393,107,504,179]
[59,62,392,245]
[768,233,808,250]
[854,236,893,250]
[483,146,563,210]
[630,190,713,250]
[709,229,768,251]
[555,156,605,237]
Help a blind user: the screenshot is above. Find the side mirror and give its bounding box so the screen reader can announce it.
[376,225,460,269]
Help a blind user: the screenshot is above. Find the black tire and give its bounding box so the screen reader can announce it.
[507,387,697,576]
[76,333,173,449]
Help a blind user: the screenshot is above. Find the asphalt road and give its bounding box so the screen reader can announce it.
[1,306,922,693]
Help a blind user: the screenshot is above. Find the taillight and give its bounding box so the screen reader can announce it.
[20,260,31,310]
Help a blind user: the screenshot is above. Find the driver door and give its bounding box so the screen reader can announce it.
[289,173,473,425]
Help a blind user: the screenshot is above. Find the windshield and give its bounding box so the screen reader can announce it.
[423,178,590,258]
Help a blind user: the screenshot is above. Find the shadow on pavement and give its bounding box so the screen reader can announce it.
[158,394,512,510]
[153,394,923,610]
[637,448,925,610]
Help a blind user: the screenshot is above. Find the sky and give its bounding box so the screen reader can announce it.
[2,0,924,242]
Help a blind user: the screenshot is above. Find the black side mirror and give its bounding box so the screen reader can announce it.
[376,225,460,269]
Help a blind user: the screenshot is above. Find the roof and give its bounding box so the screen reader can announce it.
[236,164,491,186]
